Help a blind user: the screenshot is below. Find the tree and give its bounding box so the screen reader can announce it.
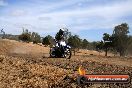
[46,35,54,45]
[19,28,42,43]
[127,36,132,55]
[103,33,113,56]
[18,29,31,42]
[96,41,104,51]
[96,41,104,55]
[82,39,89,49]
[63,28,71,42]
[31,32,41,44]
[68,35,81,55]
[96,33,114,56]
[42,35,53,46]
[55,28,71,42]
[0,29,5,39]
[112,23,129,56]
[90,41,98,50]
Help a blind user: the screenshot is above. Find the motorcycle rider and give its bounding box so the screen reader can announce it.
[55,29,66,57]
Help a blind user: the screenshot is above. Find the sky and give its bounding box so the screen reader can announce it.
[0,0,132,41]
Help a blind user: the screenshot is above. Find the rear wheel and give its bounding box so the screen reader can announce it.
[50,48,55,57]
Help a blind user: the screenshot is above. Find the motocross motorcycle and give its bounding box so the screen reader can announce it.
[50,40,72,59]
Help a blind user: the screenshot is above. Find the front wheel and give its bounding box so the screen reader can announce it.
[64,49,72,59]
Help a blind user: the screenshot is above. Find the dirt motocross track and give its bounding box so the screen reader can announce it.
[0,39,132,88]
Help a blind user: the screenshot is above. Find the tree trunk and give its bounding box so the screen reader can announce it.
[119,47,126,57]
[71,48,76,56]
[105,48,108,56]
[120,50,125,57]
[74,50,75,55]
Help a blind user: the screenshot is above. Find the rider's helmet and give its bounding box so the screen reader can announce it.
[59,28,65,39]
[60,28,64,31]
[59,28,65,34]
